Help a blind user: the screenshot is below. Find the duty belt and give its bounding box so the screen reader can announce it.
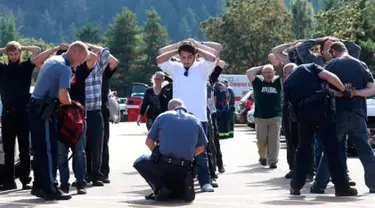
[160,155,193,167]
[297,91,324,107]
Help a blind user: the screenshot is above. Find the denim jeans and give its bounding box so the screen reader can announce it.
[313,132,323,171]
[195,122,212,187]
[314,111,375,190]
[57,121,87,185]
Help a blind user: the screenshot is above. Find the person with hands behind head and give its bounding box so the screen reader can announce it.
[55,44,98,195]
[311,42,375,195]
[0,41,69,191]
[157,39,217,192]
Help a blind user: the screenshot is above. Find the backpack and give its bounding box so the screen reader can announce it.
[57,100,85,148]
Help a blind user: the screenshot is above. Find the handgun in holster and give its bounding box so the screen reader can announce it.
[321,82,336,113]
[38,99,60,120]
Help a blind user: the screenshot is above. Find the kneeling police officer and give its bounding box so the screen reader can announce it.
[283,63,358,196]
[133,98,208,202]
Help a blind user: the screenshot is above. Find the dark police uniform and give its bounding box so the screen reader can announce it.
[283,63,356,196]
[28,54,72,200]
[133,107,208,202]
[0,59,34,190]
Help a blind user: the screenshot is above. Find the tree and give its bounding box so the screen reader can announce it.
[0,12,20,46]
[200,0,293,74]
[291,0,316,39]
[76,24,103,43]
[106,7,140,96]
[314,0,362,40]
[138,9,169,83]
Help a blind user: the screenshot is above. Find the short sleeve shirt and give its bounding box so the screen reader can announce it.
[0,59,35,109]
[158,59,216,121]
[32,54,71,99]
[325,56,374,117]
[283,63,324,104]
[70,62,91,106]
[147,108,208,160]
[252,76,282,118]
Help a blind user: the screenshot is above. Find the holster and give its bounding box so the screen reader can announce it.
[151,146,161,164]
[321,82,336,114]
[37,98,60,120]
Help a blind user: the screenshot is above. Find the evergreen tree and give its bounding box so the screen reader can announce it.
[291,0,316,39]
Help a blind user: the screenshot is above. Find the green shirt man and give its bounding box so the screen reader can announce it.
[252,75,282,118]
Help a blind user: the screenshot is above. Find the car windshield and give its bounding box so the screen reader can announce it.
[118,98,127,104]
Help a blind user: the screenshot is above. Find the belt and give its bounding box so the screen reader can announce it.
[297,91,325,107]
[160,155,192,167]
[28,98,44,105]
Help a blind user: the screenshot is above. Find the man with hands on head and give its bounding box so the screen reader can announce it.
[0,41,70,191]
[246,64,282,169]
[55,44,99,195]
[156,39,218,192]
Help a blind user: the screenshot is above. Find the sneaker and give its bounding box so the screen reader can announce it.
[285,171,293,179]
[201,184,214,192]
[259,158,267,166]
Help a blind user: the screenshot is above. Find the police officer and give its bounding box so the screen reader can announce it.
[28,41,88,200]
[0,41,68,191]
[283,63,357,196]
[133,99,208,202]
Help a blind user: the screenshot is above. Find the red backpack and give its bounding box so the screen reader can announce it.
[57,100,85,147]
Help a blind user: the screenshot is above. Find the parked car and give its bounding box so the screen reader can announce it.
[117,97,128,122]
[246,105,255,129]
[236,90,254,124]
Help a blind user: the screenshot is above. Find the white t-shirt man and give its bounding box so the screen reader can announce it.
[158,60,216,122]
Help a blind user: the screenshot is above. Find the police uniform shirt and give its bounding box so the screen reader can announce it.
[0,59,35,109]
[283,63,324,104]
[147,108,208,161]
[32,54,72,99]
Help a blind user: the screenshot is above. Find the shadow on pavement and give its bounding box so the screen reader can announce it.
[263,195,363,206]
[123,171,139,176]
[120,199,192,207]
[117,132,148,137]
[0,198,58,208]
[230,163,273,174]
